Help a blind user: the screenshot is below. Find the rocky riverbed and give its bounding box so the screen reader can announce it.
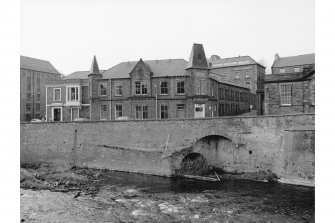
[20,162,314,222]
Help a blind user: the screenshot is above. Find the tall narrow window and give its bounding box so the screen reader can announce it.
[200,79,207,95]
[27,74,31,92]
[141,82,147,95]
[280,84,292,106]
[135,105,142,119]
[26,93,31,102]
[54,88,61,101]
[100,83,107,96]
[115,105,122,119]
[100,104,107,120]
[35,103,40,114]
[115,82,123,96]
[36,72,40,93]
[135,82,141,95]
[196,80,200,95]
[160,81,168,95]
[177,81,185,94]
[143,105,148,119]
[160,104,168,119]
[26,103,31,113]
[36,93,41,102]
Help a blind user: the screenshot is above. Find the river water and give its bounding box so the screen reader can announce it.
[21,170,314,222]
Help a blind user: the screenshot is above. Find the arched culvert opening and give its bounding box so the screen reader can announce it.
[176,153,209,175]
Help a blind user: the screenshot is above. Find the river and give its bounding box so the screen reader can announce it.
[20,170,314,222]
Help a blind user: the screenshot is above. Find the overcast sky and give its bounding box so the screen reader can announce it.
[21,0,314,75]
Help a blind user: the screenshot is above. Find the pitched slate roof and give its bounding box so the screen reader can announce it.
[186,43,209,69]
[209,72,249,89]
[272,53,315,68]
[20,55,60,74]
[64,70,105,80]
[209,56,261,68]
[102,59,188,79]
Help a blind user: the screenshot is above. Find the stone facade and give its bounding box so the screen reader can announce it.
[264,67,315,115]
[44,44,253,122]
[20,56,61,121]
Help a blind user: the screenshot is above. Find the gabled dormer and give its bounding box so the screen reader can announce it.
[129,58,153,96]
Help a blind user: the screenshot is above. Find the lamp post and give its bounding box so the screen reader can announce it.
[154,84,158,119]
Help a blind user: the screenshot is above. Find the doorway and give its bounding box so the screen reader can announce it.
[52,107,62,121]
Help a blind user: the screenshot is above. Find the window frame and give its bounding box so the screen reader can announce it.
[176,80,185,95]
[294,67,300,73]
[280,68,286,74]
[135,81,148,95]
[279,83,292,106]
[100,82,107,97]
[115,82,123,96]
[160,104,168,119]
[115,104,123,119]
[53,88,61,102]
[160,81,168,95]
[100,104,108,120]
[66,86,80,102]
[71,107,80,121]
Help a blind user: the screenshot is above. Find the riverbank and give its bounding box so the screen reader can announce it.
[20,162,315,223]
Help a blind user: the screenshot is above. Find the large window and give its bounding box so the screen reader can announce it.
[135,81,148,95]
[195,79,207,95]
[177,81,185,94]
[115,82,123,96]
[67,86,79,101]
[100,83,107,96]
[280,68,285,73]
[294,67,300,73]
[280,84,292,106]
[135,105,148,119]
[160,81,168,95]
[54,88,61,101]
[115,105,122,119]
[160,104,168,119]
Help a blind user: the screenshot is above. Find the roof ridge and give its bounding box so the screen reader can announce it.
[279,53,315,59]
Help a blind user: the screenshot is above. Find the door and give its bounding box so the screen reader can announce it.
[53,108,61,121]
[194,104,205,118]
[71,108,79,121]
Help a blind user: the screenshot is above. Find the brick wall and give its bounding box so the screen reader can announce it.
[21,114,315,186]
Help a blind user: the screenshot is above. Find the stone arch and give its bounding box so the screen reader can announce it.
[171,133,239,175]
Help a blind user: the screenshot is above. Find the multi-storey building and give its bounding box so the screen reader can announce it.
[264,53,315,115]
[20,55,61,121]
[45,44,252,121]
[208,55,265,115]
[271,53,315,74]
